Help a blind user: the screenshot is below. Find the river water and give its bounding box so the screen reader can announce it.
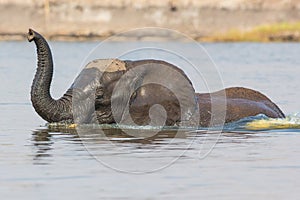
[0,41,299,199]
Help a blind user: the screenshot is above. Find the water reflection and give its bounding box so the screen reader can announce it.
[31,129,54,164]
[30,124,298,174]
[31,125,217,171]
[31,126,190,150]
[31,114,300,165]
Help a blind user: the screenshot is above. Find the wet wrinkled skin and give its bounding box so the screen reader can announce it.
[28,29,285,127]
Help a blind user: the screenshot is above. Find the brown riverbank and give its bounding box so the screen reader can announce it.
[1,0,300,42]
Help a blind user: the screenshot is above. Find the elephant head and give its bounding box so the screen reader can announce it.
[28,29,199,126]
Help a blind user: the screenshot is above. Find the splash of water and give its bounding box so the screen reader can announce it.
[245,113,300,131]
[47,113,300,132]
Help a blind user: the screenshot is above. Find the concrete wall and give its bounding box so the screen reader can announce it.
[1,0,300,40]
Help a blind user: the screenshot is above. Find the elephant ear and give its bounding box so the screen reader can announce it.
[111,60,198,126]
[71,59,127,123]
[71,68,101,99]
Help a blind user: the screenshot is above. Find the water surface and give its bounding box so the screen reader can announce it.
[0,41,299,199]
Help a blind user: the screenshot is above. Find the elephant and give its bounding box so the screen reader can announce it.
[27,29,285,127]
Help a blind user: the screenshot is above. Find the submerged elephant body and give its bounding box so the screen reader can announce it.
[28,29,284,127]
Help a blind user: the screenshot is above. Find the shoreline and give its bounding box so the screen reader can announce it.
[1,0,300,42]
[2,26,300,42]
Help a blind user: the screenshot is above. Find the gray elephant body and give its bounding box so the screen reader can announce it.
[28,29,285,127]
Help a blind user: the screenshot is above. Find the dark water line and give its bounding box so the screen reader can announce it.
[0,102,31,106]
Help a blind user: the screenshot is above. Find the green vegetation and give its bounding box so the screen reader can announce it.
[202,22,300,42]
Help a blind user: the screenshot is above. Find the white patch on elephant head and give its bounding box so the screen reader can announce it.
[85,59,127,72]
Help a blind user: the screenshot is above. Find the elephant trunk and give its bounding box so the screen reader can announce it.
[28,29,73,123]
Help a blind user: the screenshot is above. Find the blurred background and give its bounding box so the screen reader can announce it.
[1,0,300,41]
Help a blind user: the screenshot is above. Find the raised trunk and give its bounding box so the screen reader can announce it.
[28,29,73,123]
